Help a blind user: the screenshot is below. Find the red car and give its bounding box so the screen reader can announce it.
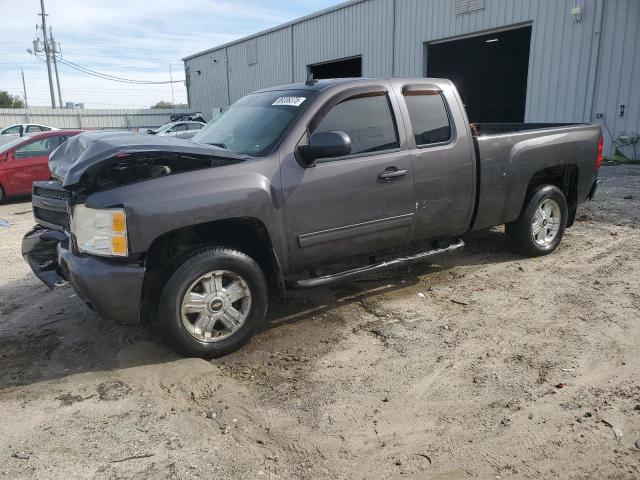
[0,130,82,201]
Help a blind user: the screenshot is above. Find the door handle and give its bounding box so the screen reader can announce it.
[378,167,408,181]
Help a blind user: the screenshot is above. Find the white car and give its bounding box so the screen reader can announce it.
[0,124,59,146]
[147,121,206,140]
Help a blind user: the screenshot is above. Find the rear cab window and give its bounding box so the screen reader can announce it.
[402,86,452,147]
[312,92,399,157]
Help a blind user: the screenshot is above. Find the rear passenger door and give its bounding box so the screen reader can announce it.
[282,86,415,270]
[398,83,475,241]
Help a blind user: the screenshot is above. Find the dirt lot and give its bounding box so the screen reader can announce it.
[0,165,639,480]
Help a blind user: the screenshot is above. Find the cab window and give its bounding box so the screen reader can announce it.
[312,93,399,156]
[403,91,452,146]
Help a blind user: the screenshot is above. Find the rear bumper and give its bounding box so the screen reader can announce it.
[22,225,145,324]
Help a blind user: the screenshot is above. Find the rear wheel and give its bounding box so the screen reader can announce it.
[506,184,568,257]
[158,247,268,358]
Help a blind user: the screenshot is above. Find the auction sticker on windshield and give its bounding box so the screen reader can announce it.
[272,96,306,107]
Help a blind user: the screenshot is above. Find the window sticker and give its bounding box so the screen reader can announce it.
[272,96,306,107]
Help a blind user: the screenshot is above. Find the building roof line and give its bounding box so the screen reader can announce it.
[182,0,369,61]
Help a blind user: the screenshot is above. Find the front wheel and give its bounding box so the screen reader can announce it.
[506,184,568,257]
[158,247,269,358]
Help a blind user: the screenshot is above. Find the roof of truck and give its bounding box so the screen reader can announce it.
[254,77,369,93]
[254,77,448,94]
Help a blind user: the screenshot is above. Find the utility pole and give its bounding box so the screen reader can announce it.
[49,27,63,108]
[21,69,28,108]
[38,0,56,108]
[169,64,176,113]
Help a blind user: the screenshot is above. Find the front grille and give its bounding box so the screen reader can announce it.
[32,180,71,230]
[33,186,72,201]
[33,207,69,228]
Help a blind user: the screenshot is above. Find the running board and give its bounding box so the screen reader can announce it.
[287,239,465,289]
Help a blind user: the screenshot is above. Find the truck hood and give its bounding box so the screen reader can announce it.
[50,130,247,188]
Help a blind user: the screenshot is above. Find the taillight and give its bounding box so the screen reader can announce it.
[595,135,603,171]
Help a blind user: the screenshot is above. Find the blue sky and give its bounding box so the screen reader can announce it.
[0,0,341,108]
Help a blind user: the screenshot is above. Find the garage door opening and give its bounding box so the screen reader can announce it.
[309,56,362,80]
[426,25,532,123]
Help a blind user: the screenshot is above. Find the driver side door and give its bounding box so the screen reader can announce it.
[281,86,415,270]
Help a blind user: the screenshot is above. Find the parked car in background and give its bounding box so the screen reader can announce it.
[147,121,206,139]
[0,124,60,146]
[0,129,81,201]
[170,112,206,123]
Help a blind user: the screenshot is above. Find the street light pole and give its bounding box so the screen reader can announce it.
[38,0,56,108]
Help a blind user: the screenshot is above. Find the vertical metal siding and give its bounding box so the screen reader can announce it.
[184,0,639,156]
[227,28,292,101]
[292,0,393,82]
[592,0,640,158]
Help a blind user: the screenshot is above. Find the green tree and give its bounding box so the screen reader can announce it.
[0,91,25,108]
[150,101,188,109]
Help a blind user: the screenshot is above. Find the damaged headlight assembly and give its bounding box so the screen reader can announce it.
[71,205,128,257]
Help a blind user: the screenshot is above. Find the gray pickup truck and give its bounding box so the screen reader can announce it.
[22,78,602,357]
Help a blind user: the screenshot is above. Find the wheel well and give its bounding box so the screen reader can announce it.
[527,165,578,227]
[140,217,285,322]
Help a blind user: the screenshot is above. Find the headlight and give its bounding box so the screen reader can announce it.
[71,205,128,257]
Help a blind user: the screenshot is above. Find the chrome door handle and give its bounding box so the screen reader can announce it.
[378,167,408,181]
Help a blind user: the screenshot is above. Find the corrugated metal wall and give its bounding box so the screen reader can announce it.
[184,0,639,157]
[0,107,191,130]
[592,0,640,159]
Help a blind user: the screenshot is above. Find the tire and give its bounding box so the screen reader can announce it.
[158,247,268,358]
[506,184,568,257]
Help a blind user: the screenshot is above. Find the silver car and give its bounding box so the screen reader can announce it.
[147,121,206,140]
[0,124,59,146]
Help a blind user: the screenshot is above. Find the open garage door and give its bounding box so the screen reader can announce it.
[426,25,532,123]
[309,56,362,79]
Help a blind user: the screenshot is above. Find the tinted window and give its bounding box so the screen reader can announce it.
[188,123,203,130]
[192,90,314,156]
[404,93,452,146]
[2,126,21,134]
[26,125,43,133]
[14,136,63,159]
[173,123,188,131]
[313,94,399,156]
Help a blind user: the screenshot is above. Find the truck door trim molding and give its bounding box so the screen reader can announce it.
[297,213,414,248]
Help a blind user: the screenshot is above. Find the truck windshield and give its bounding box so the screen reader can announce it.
[191,90,314,156]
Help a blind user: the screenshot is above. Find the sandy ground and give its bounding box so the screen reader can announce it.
[0,165,639,480]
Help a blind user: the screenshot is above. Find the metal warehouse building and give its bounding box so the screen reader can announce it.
[183,0,640,158]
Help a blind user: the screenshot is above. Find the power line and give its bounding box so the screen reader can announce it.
[57,56,183,84]
[32,53,183,85]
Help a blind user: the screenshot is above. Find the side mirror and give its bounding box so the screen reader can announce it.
[297,131,351,164]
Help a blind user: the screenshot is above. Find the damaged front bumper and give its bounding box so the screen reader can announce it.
[22,225,145,324]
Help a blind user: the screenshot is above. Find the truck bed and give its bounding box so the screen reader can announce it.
[471,122,587,136]
[470,123,601,231]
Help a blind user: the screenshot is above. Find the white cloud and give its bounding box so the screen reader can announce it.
[0,0,338,108]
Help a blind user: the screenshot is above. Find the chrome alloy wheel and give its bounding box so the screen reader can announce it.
[180,270,252,342]
[531,198,561,248]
